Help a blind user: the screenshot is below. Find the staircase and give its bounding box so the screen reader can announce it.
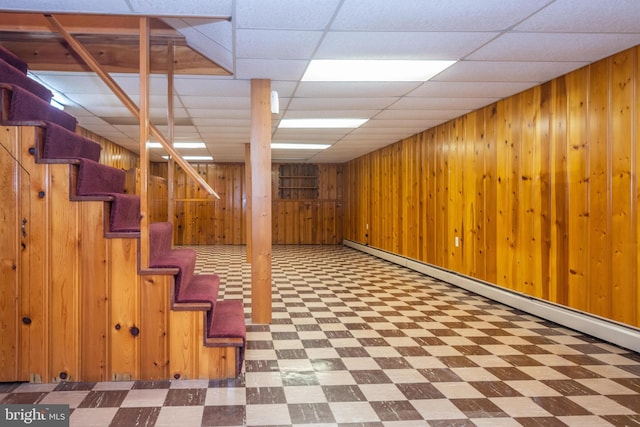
[0,44,246,383]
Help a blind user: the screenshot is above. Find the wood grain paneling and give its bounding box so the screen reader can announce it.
[0,126,240,383]
[166,162,344,245]
[344,46,640,328]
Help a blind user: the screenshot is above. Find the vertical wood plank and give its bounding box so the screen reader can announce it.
[49,163,80,382]
[108,238,139,380]
[139,275,169,380]
[484,106,498,284]
[610,50,636,324]
[588,58,612,318]
[566,67,590,312]
[0,129,19,381]
[79,201,109,381]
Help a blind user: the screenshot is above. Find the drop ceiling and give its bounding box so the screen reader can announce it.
[0,0,639,163]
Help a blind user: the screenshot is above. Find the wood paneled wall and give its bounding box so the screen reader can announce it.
[77,126,139,170]
[344,46,640,328]
[156,162,344,245]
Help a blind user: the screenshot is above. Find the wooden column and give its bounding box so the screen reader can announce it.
[245,143,252,263]
[250,79,272,324]
[167,42,176,227]
[139,17,150,269]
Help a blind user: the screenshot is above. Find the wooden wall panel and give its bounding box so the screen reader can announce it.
[610,50,636,325]
[344,45,640,328]
[48,162,80,382]
[77,126,139,170]
[166,162,344,245]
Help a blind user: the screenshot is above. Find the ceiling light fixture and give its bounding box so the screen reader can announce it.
[271,143,331,150]
[279,118,367,128]
[302,59,456,82]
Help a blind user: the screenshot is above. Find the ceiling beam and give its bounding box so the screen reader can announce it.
[0,12,229,75]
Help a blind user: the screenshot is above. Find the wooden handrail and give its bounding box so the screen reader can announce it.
[44,14,220,200]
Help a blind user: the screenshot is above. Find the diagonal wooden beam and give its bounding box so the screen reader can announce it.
[43,14,220,200]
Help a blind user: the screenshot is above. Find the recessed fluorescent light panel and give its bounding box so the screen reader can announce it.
[271,143,331,150]
[279,118,367,128]
[302,59,456,82]
[148,142,206,149]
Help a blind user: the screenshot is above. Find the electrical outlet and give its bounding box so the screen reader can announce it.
[454,236,459,247]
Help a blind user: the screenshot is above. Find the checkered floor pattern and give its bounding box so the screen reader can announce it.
[1,245,639,426]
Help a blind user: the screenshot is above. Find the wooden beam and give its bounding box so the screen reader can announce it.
[139,17,150,270]
[250,79,272,324]
[167,42,176,228]
[245,143,252,264]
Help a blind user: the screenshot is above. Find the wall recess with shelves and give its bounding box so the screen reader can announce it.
[278,164,319,199]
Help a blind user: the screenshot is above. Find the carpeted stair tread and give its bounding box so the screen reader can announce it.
[208,299,246,373]
[149,248,196,301]
[110,193,141,232]
[178,274,220,308]
[0,58,52,102]
[76,158,126,195]
[43,122,101,162]
[6,84,77,131]
[149,222,173,261]
[0,44,28,74]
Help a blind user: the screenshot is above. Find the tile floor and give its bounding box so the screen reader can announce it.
[1,245,639,426]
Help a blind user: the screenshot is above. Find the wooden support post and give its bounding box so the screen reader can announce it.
[139,17,150,269]
[250,79,272,324]
[167,42,176,227]
[245,143,252,264]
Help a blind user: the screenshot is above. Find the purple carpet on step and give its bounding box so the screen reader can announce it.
[109,194,141,232]
[8,84,78,131]
[0,59,52,102]
[76,159,126,195]
[149,222,173,261]
[150,248,197,302]
[0,45,28,74]
[210,299,246,373]
[43,122,101,162]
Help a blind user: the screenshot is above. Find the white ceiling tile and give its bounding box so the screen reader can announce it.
[294,82,421,98]
[390,97,497,111]
[174,78,250,96]
[287,97,396,110]
[434,60,589,83]
[184,98,250,112]
[316,31,497,60]
[0,0,132,13]
[129,0,232,16]
[236,0,341,30]
[469,33,640,62]
[332,0,554,31]
[31,72,109,94]
[236,29,323,59]
[234,58,309,80]
[280,109,378,119]
[409,81,535,98]
[181,96,250,109]
[516,0,640,33]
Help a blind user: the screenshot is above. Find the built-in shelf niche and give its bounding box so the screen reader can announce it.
[278,164,319,199]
